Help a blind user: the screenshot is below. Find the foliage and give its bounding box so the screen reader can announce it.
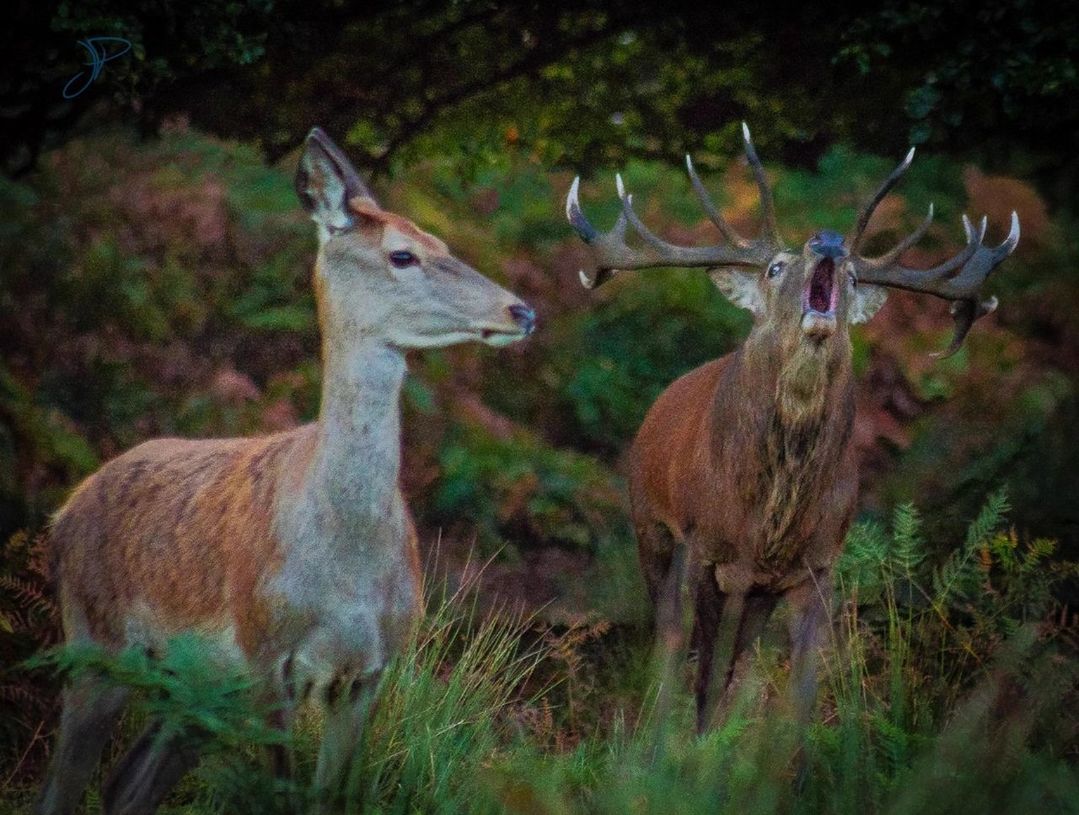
[431,421,628,553]
[3,495,1075,814]
[27,634,285,756]
[354,586,548,814]
[1,0,275,173]
[0,532,58,775]
[838,0,1079,155]
[549,269,746,452]
[838,490,1079,722]
[8,0,1079,204]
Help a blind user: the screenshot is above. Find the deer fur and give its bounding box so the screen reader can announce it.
[566,128,1017,734]
[37,127,535,815]
[630,243,867,732]
[629,250,863,731]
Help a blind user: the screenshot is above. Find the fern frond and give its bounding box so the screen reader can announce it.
[934,490,1012,608]
[890,502,925,577]
[964,489,1010,551]
[840,520,889,594]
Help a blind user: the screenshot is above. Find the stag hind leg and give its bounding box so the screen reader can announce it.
[35,675,129,815]
[637,519,696,727]
[636,519,678,612]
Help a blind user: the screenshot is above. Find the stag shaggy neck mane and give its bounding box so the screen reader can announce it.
[743,320,852,424]
[714,330,856,569]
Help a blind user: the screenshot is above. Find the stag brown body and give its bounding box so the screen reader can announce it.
[38,128,535,815]
[630,318,859,729]
[567,124,1019,732]
[631,343,857,597]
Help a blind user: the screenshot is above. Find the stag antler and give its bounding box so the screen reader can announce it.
[566,123,784,289]
[847,149,1020,357]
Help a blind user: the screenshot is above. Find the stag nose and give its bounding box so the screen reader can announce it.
[508,303,536,335]
[808,230,848,259]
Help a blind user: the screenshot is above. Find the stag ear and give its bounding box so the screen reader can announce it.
[295,127,376,238]
[709,269,765,316]
[849,282,888,324]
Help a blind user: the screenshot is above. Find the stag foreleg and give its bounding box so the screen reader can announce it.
[784,571,833,728]
[698,574,779,732]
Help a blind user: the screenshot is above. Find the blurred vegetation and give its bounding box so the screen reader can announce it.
[3,498,1076,813]
[6,1,1078,204]
[0,120,1077,804]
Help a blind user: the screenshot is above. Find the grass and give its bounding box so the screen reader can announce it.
[3,492,1076,814]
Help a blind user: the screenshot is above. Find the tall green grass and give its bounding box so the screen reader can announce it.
[11,492,1077,814]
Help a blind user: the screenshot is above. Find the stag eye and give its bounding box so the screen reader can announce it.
[389,250,419,269]
[766,261,785,279]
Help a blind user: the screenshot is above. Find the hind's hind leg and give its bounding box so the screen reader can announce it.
[102,721,200,815]
[36,674,129,815]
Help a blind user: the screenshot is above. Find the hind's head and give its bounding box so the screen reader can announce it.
[296,128,535,350]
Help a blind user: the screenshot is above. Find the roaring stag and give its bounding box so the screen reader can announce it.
[565,124,1018,731]
[37,128,536,815]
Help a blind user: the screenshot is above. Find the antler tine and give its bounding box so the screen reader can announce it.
[564,125,789,289]
[566,175,621,289]
[857,203,935,274]
[566,176,597,243]
[685,154,750,248]
[616,174,690,256]
[564,157,780,289]
[741,122,782,245]
[998,210,1021,256]
[927,211,1018,358]
[853,210,1020,357]
[616,175,770,267]
[849,147,916,254]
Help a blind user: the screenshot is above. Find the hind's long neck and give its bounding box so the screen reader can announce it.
[309,335,407,526]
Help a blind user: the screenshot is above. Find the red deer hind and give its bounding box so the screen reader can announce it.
[566,123,1018,731]
[37,128,535,815]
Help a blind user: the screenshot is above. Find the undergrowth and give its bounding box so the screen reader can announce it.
[2,491,1076,814]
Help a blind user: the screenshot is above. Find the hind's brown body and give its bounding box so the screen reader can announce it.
[52,427,421,668]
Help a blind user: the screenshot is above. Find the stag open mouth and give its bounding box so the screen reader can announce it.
[801,258,839,341]
[805,258,837,315]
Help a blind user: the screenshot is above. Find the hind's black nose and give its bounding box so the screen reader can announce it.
[509,303,536,335]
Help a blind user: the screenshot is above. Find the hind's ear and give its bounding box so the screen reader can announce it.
[295,127,377,238]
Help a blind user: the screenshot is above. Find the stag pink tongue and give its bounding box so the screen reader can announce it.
[808,259,835,313]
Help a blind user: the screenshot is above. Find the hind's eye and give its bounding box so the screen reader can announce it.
[767,261,785,279]
[389,250,418,269]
